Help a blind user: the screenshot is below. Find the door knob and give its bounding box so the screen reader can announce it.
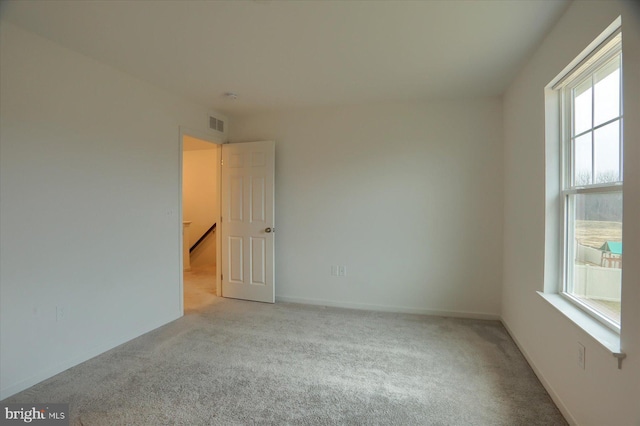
[265,227,274,233]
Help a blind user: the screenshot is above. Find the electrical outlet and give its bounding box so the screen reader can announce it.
[331,265,338,276]
[338,265,347,277]
[577,342,585,369]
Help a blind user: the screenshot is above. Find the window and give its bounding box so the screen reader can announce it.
[559,31,623,330]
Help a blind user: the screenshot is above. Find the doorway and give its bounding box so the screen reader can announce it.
[180,129,222,313]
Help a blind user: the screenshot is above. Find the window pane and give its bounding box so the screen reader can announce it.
[573,78,592,135]
[594,121,620,183]
[594,56,620,126]
[567,192,622,325]
[574,133,592,185]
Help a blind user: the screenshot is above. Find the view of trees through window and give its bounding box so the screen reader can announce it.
[564,36,622,327]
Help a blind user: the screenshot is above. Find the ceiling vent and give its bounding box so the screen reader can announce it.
[207,111,229,142]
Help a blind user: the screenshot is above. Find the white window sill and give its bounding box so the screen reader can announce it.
[537,292,626,368]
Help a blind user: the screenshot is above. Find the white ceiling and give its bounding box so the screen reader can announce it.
[1,0,569,116]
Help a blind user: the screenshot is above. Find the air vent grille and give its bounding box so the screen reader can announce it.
[206,111,228,141]
[209,115,225,133]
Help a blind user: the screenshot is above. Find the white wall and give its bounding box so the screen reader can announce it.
[182,146,218,266]
[502,1,640,424]
[0,22,210,398]
[230,99,503,318]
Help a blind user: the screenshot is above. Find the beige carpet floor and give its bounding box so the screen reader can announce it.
[3,280,567,425]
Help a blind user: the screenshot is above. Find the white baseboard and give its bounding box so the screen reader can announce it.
[276,295,500,321]
[500,318,577,426]
[0,313,182,400]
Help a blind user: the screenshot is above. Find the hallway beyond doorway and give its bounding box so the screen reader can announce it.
[184,264,217,312]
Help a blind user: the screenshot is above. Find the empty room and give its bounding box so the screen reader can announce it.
[0,1,638,425]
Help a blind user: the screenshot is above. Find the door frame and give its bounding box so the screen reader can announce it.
[178,126,223,314]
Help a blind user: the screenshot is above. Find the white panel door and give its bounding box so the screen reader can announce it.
[221,141,275,303]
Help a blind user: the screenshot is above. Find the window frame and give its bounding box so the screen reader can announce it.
[558,30,623,333]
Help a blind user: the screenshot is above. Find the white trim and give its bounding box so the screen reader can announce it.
[549,17,621,90]
[276,296,501,321]
[216,144,222,298]
[538,292,622,357]
[501,319,577,426]
[555,32,621,92]
[179,125,222,145]
[562,183,623,195]
[572,115,622,139]
[543,86,564,294]
[178,131,184,314]
[178,126,223,314]
[557,30,623,330]
[560,292,620,333]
